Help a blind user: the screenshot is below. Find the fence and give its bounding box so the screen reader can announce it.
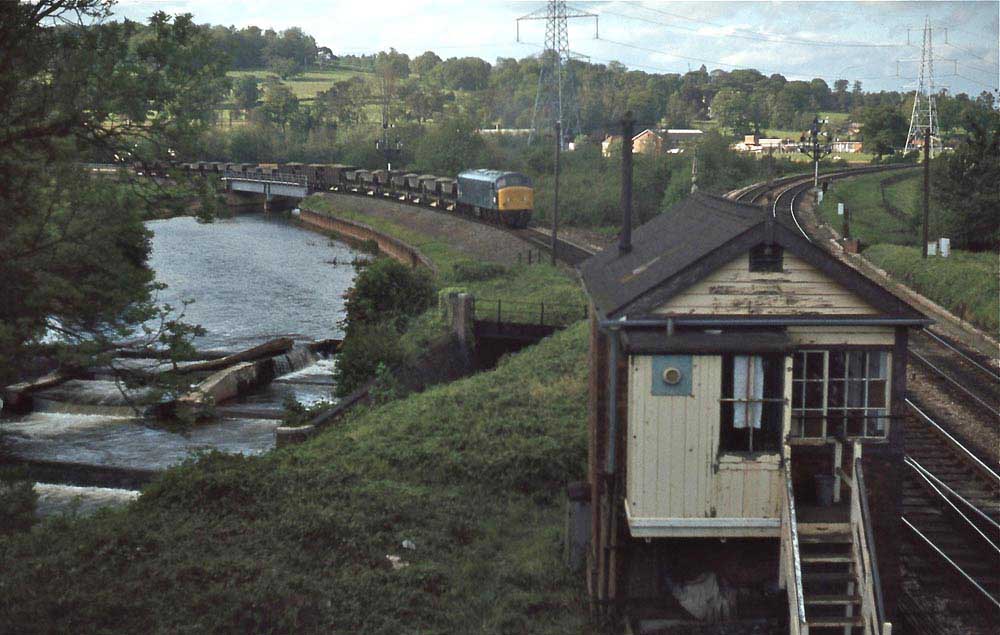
[472,298,587,329]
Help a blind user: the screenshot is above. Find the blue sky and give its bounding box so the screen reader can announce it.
[111,1,999,97]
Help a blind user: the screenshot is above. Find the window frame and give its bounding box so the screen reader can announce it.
[718,353,786,454]
[790,347,892,442]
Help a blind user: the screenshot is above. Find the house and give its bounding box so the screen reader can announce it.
[633,129,665,156]
[602,134,622,158]
[579,192,928,631]
[832,141,864,153]
[605,129,705,158]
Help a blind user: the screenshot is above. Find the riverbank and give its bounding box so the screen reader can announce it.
[0,196,598,632]
[0,322,595,633]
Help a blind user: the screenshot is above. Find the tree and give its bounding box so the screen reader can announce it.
[0,2,228,385]
[931,118,1000,250]
[232,75,260,115]
[410,50,442,76]
[261,81,299,130]
[413,115,487,175]
[711,88,749,135]
[860,104,907,157]
[267,56,302,79]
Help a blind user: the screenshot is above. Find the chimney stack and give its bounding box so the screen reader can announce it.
[619,111,634,255]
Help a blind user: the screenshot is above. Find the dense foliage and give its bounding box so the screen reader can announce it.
[929,120,1000,251]
[0,1,229,384]
[333,258,435,396]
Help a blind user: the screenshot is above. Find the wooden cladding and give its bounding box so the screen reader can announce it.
[654,252,880,316]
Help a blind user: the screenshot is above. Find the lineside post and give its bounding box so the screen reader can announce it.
[921,127,931,259]
[552,119,561,266]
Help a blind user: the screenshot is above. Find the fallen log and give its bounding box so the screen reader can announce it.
[172,337,294,375]
[2,371,74,413]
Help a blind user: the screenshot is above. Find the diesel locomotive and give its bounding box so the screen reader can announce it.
[159,160,534,229]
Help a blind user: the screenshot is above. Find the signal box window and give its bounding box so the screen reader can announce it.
[791,350,890,439]
[749,244,783,272]
[719,354,784,453]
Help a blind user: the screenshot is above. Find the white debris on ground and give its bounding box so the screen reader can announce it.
[33,483,140,518]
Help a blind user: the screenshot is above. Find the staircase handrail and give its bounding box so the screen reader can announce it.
[781,461,809,634]
[851,458,891,635]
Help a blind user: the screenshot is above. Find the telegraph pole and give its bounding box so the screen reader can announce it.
[922,127,931,258]
[619,111,634,255]
[552,119,561,265]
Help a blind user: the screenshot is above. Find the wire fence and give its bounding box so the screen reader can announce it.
[472,298,587,329]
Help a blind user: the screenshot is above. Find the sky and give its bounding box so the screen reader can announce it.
[110,1,999,97]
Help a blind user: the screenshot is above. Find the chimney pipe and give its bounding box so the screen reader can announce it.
[620,111,634,255]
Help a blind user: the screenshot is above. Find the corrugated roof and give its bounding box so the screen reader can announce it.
[580,192,762,318]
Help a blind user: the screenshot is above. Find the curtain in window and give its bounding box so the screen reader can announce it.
[733,355,764,429]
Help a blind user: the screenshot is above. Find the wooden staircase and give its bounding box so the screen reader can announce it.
[799,522,863,632]
[780,453,892,635]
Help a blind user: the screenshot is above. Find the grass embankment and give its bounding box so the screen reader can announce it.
[817,172,997,333]
[816,170,922,246]
[0,196,596,632]
[865,245,999,334]
[0,322,593,633]
[302,194,585,307]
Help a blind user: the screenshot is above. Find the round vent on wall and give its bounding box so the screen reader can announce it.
[662,367,683,385]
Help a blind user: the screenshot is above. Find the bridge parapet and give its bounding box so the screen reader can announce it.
[222,170,309,187]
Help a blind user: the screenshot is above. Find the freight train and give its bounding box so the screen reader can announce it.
[143,160,535,229]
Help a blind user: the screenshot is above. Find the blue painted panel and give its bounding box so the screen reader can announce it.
[650,355,693,396]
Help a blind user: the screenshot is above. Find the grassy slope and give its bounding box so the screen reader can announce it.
[0,324,593,634]
[816,170,920,246]
[865,245,998,333]
[0,196,595,633]
[227,68,364,102]
[817,171,997,333]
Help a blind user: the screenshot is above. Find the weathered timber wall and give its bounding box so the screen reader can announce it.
[655,252,880,316]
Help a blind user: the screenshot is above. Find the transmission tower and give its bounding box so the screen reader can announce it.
[517,1,597,145]
[904,17,942,157]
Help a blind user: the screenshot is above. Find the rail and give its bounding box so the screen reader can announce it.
[780,460,809,635]
[902,517,1000,610]
[905,398,1000,484]
[905,456,1000,537]
[472,298,587,329]
[850,457,892,635]
[908,348,999,417]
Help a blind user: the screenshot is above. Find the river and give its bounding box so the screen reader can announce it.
[1,213,360,515]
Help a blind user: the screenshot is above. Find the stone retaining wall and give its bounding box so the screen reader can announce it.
[297,197,436,272]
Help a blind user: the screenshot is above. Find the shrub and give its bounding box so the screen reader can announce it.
[450,261,507,282]
[0,469,37,535]
[333,321,406,397]
[341,258,435,335]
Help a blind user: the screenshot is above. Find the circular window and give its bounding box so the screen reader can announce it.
[662,367,682,385]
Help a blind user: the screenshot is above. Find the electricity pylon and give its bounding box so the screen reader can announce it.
[904,17,941,157]
[517,1,597,145]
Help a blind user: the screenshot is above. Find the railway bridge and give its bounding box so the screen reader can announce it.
[222,170,310,212]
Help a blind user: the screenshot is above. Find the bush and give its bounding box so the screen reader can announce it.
[332,321,406,397]
[341,258,435,335]
[450,261,507,282]
[0,469,37,535]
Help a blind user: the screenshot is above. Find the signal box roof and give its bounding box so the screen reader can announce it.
[580,191,928,325]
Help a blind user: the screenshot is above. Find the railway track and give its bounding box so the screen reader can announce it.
[734,166,1000,631]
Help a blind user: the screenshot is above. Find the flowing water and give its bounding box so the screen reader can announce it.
[1,213,359,512]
